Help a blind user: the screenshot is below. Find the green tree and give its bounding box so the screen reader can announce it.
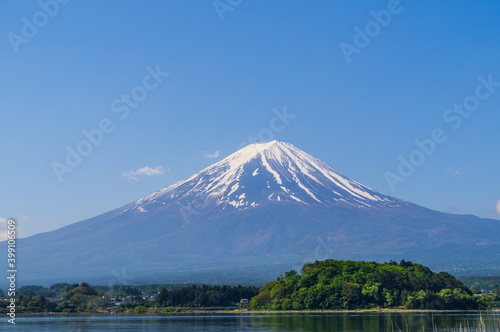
[341,282,361,309]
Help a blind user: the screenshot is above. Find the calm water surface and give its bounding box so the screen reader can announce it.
[13,312,500,331]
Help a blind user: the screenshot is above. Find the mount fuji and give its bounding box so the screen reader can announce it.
[13,141,500,286]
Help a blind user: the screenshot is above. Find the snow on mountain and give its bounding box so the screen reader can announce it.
[121,140,407,215]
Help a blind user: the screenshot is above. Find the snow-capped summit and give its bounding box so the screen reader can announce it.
[123,140,405,215]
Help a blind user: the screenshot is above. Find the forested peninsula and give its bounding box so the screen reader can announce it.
[250,260,497,310]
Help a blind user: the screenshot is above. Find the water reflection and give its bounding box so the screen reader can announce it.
[16,312,499,332]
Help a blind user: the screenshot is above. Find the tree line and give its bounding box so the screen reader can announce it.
[0,282,259,313]
[156,284,258,307]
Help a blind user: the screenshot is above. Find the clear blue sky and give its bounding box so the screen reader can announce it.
[1,0,499,238]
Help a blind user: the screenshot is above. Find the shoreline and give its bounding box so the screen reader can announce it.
[18,309,500,316]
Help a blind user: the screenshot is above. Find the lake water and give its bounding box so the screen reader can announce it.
[12,312,500,331]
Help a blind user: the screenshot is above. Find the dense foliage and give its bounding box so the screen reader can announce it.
[250,260,497,310]
[14,282,202,299]
[0,282,258,313]
[156,284,258,307]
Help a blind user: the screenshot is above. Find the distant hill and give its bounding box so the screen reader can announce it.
[458,276,500,292]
